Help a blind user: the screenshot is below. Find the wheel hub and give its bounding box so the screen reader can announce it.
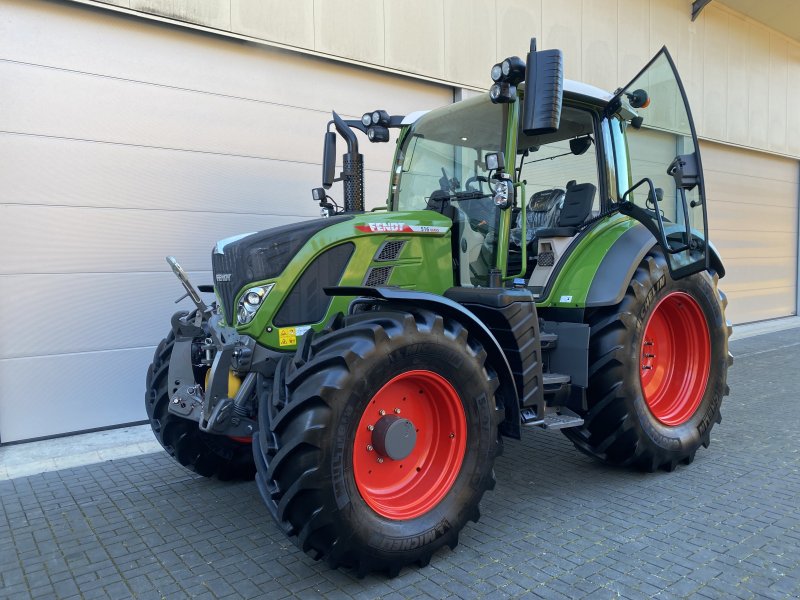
[372,415,417,460]
[640,291,710,426]
[352,370,467,520]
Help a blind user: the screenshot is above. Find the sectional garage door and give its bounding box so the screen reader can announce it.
[0,0,451,442]
[702,141,799,325]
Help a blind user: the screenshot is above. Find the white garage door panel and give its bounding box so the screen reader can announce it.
[724,287,797,325]
[701,139,798,323]
[701,142,799,184]
[1,272,209,360]
[0,0,451,441]
[0,204,304,275]
[2,62,400,170]
[720,257,797,292]
[0,348,154,443]
[707,201,797,233]
[0,0,450,118]
[705,171,799,208]
[710,229,796,260]
[0,133,392,213]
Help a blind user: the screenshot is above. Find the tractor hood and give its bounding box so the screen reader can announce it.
[211,215,353,324]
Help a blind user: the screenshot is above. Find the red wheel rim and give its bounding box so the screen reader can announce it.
[353,370,467,520]
[640,291,710,426]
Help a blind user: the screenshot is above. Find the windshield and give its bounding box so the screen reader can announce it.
[393,95,504,209]
[392,95,505,286]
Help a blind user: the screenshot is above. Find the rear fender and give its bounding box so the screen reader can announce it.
[326,286,521,439]
[539,215,725,310]
[586,222,726,308]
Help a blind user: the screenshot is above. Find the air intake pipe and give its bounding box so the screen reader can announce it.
[332,111,365,213]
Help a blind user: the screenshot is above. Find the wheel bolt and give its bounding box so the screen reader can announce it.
[367,424,374,431]
[377,457,384,464]
[366,444,373,452]
[379,409,386,416]
[394,408,401,414]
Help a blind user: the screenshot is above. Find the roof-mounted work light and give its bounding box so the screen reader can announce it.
[370,110,390,127]
[489,55,525,104]
[367,126,390,143]
[500,56,526,85]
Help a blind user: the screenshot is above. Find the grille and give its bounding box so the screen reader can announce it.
[364,266,393,287]
[375,240,406,262]
[538,252,555,267]
[211,250,237,324]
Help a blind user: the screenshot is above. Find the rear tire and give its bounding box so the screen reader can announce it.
[145,317,255,480]
[253,307,502,576]
[563,247,732,472]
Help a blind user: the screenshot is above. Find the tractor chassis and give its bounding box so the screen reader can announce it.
[167,310,277,440]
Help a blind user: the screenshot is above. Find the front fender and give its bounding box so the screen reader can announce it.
[326,286,521,439]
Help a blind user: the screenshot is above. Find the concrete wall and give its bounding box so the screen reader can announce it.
[85,0,800,160]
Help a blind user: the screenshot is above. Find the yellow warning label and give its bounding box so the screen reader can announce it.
[278,327,296,347]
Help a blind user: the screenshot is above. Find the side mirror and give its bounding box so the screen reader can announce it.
[322,131,336,189]
[626,88,650,109]
[667,153,699,190]
[569,136,592,156]
[522,39,563,136]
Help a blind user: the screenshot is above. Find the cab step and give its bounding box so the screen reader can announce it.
[520,404,584,430]
[541,407,584,430]
[543,372,570,387]
[540,331,558,352]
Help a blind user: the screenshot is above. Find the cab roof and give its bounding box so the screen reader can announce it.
[400,79,613,125]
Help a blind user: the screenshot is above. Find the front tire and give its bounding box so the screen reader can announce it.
[253,308,502,576]
[563,247,732,472]
[145,317,255,480]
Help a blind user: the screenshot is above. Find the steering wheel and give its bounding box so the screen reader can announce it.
[465,175,488,192]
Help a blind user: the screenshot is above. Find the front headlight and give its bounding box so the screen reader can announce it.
[236,284,275,325]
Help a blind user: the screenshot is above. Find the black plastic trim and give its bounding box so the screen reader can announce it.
[212,215,352,325]
[273,243,355,327]
[586,222,656,307]
[586,221,726,308]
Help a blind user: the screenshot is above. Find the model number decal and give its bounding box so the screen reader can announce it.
[355,223,449,234]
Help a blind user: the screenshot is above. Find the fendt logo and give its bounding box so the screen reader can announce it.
[215,273,232,282]
[355,223,449,234]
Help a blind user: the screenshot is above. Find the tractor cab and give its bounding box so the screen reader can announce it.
[330,44,710,298]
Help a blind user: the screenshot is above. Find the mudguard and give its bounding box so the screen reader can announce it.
[586,222,726,308]
[326,286,522,439]
[539,215,725,311]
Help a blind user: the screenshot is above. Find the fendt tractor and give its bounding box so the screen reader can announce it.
[147,40,732,576]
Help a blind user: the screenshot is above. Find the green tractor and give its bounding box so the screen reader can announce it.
[146,40,731,575]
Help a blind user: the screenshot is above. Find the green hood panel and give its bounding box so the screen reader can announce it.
[536,214,642,309]
[234,210,454,350]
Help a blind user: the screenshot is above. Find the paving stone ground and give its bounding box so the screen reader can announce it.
[1,329,799,599]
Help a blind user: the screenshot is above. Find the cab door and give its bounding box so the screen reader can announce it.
[607,47,708,279]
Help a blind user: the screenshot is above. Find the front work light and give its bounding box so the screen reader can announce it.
[489,82,517,104]
[367,126,390,143]
[493,180,513,209]
[370,110,390,127]
[236,284,275,325]
[501,56,526,84]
